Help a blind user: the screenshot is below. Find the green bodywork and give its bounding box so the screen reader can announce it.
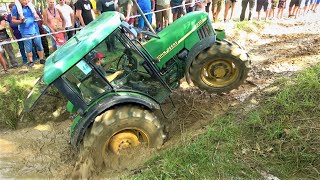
[35,10,227,145]
[144,12,212,68]
[43,11,222,85]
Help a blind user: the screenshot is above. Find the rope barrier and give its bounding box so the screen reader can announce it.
[0,27,83,46]
[0,1,203,46]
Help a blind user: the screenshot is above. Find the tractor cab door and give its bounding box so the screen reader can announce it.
[24,76,50,112]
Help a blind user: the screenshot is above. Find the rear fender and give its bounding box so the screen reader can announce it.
[215,29,225,41]
[185,36,217,84]
[70,93,160,146]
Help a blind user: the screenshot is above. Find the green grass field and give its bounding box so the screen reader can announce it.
[132,64,320,179]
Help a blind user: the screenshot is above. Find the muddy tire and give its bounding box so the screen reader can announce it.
[80,105,164,171]
[189,40,250,93]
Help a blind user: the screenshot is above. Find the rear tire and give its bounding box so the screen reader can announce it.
[189,40,250,93]
[81,105,164,170]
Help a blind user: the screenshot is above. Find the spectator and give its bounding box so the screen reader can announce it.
[118,0,134,25]
[311,0,320,12]
[155,0,170,31]
[75,0,95,27]
[136,0,154,41]
[256,0,270,20]
[14,0,40,21]
[240,0,255,21]
[268,0,278,19]
[56,0,75,40]
[0,13,18,68]
[35,9,50,58]
[7,3,37,65]
[43,0,66,51]
[309,0,315,12]
[185,0,195,13]
[171,0,184,22]
[90,0,99,18]
[195,0,207,11]
[205,0,211,13]
[297,0,307,16]
[288,0,300,17]
[277,0,286,18]
[212,0,222,22]
[96,0,116,51]
[96,0,116,13]
[11,0,45,66]
[0,46,8,74]
[224,0,237,22]
[302,0,311,15]
[310,0,320,13]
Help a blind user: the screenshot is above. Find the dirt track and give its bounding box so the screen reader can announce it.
[0,12,320,178]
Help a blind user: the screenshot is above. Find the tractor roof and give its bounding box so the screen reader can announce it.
[43,11,122,85]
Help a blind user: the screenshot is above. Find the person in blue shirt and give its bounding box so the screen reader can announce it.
[136,0,155,41]
[11,0,45,66]
[7,3,37,65]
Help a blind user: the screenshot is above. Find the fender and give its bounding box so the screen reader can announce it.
[70,93,160,146]
[185,36,217,84]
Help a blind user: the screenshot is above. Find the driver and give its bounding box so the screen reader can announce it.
[94,52,124,82]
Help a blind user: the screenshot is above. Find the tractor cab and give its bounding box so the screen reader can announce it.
[25,12,171,115]
[58,28,171,112]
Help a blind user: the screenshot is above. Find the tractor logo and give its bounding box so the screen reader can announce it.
[157,17,208,60]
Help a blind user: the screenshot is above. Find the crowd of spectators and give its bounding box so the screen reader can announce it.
[0,0,319,74]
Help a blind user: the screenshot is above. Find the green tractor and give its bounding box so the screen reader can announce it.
[25,11,250,169]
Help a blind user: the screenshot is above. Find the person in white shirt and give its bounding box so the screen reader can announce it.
[56,0,75,40]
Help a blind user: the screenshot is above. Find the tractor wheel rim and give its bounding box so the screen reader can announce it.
[108,130,148,155]
[200,60,239,87]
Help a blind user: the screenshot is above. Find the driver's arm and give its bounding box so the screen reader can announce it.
[106,70,124,82]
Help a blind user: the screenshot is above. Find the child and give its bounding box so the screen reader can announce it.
[0,46,8,74]
[14,0,40,22]
[277,0,286,18]
[42,25,66,51]
[269,0,279,19]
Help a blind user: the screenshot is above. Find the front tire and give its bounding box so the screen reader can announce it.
[82,105,164,170]
[189,40,250,93]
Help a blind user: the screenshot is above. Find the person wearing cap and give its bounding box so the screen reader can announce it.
[93,52,123,82]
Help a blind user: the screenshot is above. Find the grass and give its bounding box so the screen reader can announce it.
[0,67,43,128]
[234,21,268,33]
[132,64,320,179]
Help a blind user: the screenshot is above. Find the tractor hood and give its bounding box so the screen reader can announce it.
[43,11,122,85]
[143,11,210,68]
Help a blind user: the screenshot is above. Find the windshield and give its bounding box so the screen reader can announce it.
[61,29,171,105]
[63,60,111,104]
[24,76,50,112]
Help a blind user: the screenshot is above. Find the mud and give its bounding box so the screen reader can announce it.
[0,12,320,179]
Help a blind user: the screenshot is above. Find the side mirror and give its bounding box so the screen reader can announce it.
[120,21,137,38]
[136,29,160,39]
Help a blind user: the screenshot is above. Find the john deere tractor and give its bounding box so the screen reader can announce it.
[25,11,250,169]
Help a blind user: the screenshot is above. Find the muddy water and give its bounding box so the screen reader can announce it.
[0,121,76,178]
[1,12,320,179]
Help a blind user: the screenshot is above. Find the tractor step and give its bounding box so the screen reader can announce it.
[160,96,177,119]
